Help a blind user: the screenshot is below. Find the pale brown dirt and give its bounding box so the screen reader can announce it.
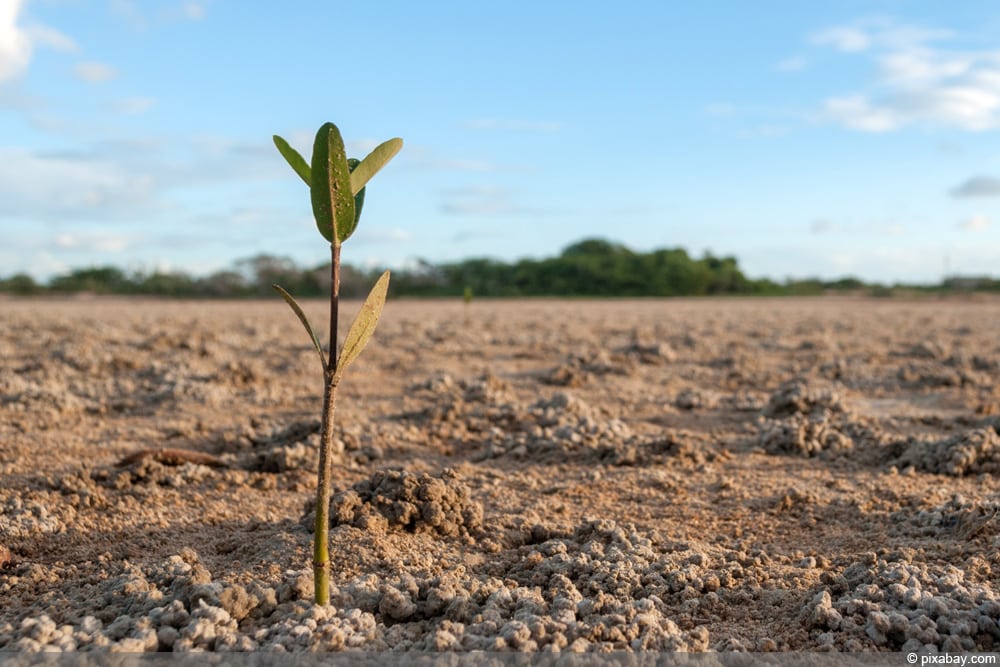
[1,295,999,652]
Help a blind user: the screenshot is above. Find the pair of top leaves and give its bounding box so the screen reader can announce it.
[273,123,403,246]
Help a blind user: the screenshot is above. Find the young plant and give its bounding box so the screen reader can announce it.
[272,122,402,605]
[463,286,473,325]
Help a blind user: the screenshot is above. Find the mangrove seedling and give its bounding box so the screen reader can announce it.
[272,122,402,605]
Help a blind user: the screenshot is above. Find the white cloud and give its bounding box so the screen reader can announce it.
[743,242,953,283]
[878,48,971,85]
[182,2,205,21]
[74,61,118,83]
[0,0,76,82]
[823,95,900,132]
[0,134,298,230]
[776,56,807,72]
[810,26,871,53]
[0,1,31,82]
[0,133,302,280]
[0,246,69,280]
[814,19,1000,132]
[958,214,992,232]
[110,0,208,29]
[54,231,131,252]
[112,96,156,114]
[25,23,76,53]
[0,147,156,220]
[439,185,527,216]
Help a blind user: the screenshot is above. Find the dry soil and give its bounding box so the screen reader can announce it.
[1,295,999,654]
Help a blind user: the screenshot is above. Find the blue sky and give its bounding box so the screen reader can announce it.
[2,1,1000,283]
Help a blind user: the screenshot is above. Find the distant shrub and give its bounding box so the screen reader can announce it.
[0,273,42,295]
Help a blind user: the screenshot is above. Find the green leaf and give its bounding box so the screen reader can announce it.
[272,284,327,375]
[273,135,310,185]
[310,123,355,244]
[350,138,403,196]
[335,270,390,382]
[348,158,365,230]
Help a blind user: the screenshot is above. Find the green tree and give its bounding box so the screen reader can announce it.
[0,273,42,295]
[49,266,130,293]
[136,271,198,296]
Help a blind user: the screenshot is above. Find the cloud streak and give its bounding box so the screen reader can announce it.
[950,176,1000,198]
[439,185,528,216]
[74,61,118,83]
[54,231,132,252]
[776,56,807,72]
[958,214,992,232]
[810,26,871,53]
[110,0,208,30]
[112,96,156,114]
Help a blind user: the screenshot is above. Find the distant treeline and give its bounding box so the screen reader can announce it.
[1,238,998,298]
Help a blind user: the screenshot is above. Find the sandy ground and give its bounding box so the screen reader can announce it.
[1,295,999,653]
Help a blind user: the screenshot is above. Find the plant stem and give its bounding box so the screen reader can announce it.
[329,243,341,374]
[313,243,341,605]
